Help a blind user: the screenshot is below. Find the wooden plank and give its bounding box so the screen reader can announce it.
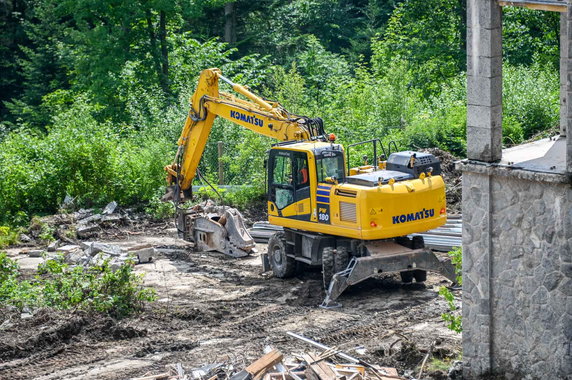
[246,349,284,379]
[498,1,567,12]
[303,353,337,380]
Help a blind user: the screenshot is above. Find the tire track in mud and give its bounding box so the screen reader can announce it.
[0,347,109,380]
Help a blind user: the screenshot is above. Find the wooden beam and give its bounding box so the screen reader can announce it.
[498,1,567,12]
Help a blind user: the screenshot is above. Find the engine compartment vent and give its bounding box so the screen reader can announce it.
[340,202,357,223]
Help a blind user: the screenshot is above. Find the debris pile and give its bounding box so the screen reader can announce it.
[133,333,404,380]
[421,148,462,214]
[20,241,155,270]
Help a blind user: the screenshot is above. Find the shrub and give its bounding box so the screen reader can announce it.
[0,97,173,224]
[0,252,155,317]
[503,64,559,139]
[0,226,19,248]
[439,247,462,333]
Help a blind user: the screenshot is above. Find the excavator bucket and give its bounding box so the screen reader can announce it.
[177,202,255,258]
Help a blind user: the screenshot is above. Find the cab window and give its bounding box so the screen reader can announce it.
[316,152,345,183]
[273,155,292,185]
[269,152,295,210]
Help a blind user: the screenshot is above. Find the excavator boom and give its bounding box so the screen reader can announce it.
[165,68,324,192]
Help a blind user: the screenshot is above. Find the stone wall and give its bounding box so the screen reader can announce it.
[461,167,572,378]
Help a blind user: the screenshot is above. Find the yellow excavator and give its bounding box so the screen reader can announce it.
[165,68,455,307]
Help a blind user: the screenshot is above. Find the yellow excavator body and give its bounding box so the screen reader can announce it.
[265,142,447,240]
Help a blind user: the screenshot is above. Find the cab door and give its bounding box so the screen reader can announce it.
[268,150,296,217]
[293,152,312,221]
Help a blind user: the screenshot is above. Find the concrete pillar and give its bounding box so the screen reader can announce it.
[566,6,572,172]
[462,172,494,378]
[466,0,503,162]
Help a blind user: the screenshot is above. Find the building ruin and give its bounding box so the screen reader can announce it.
[460,0,572,377]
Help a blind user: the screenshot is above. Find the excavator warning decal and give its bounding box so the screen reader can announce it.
[317,184,331,224]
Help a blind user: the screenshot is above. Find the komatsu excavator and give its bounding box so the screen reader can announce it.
[165,68,456,307]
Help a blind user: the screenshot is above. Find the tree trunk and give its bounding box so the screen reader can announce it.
[159,10,170,97]
[458,0,467,71]
[145,9,163,90]
[224,2,236,43]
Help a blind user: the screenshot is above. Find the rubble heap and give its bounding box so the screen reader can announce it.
[20,241,155,270]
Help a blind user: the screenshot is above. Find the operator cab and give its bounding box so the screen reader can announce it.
[267,141,345,221]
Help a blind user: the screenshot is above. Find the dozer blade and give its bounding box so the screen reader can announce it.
[321,241,456,308]
[177,205,255,258]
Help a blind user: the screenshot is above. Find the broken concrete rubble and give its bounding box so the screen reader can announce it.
[76,223,100,238]
[47,240,60,252]
[102,201,118,215]
[34,240,156,270]
[27,250,44,258]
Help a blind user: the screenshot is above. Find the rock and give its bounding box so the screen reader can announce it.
[19,233,33,243]
[74,208,94,220]
[27,250,45,258]
[102,201,118,215]
[43,251,61,261]
[90,252,112,267]
[110,256,132,271]
[78,214,102,224]
[131,247,155,264]
[65,250,88,265]
[101,214,122,223]
[61,194,75,208]
[56,244,82,253]
[47,240,60,252]
[86,242,124,257]
[76,224,99,238]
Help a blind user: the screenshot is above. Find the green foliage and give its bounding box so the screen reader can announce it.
[439,247,462,333]
[0,96,173,224]
[145,190,175,220]
[503,64,560,140]
[0,0,562,226]
[503,7,560,69]
[0,227,20,249]
[0,252,156,317]
[373,0,465,96]
[224,185,266,210]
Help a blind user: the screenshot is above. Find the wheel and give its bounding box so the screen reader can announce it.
[413,269,427,282]
[400,270,414,283]
[334,246,350,273]
[322,247,334,289]
[268,232,296,278]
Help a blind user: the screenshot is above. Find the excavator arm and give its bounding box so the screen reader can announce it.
[165,68,325,193]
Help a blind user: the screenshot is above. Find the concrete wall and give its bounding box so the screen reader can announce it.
[461,166,572,378]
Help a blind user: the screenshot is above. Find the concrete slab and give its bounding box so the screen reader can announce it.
[500,136,567,174]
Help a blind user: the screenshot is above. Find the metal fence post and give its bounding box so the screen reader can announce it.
[218,141,224,185]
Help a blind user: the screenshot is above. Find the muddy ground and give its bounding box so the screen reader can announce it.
[0,222,461,380]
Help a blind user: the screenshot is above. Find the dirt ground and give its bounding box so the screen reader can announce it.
[0,223,461,380]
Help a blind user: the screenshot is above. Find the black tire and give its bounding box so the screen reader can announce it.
[334,246,350,273]
[413,269,427,282]
[322,247,334,289]
[268,232,296,278]
[400,270,414,283]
